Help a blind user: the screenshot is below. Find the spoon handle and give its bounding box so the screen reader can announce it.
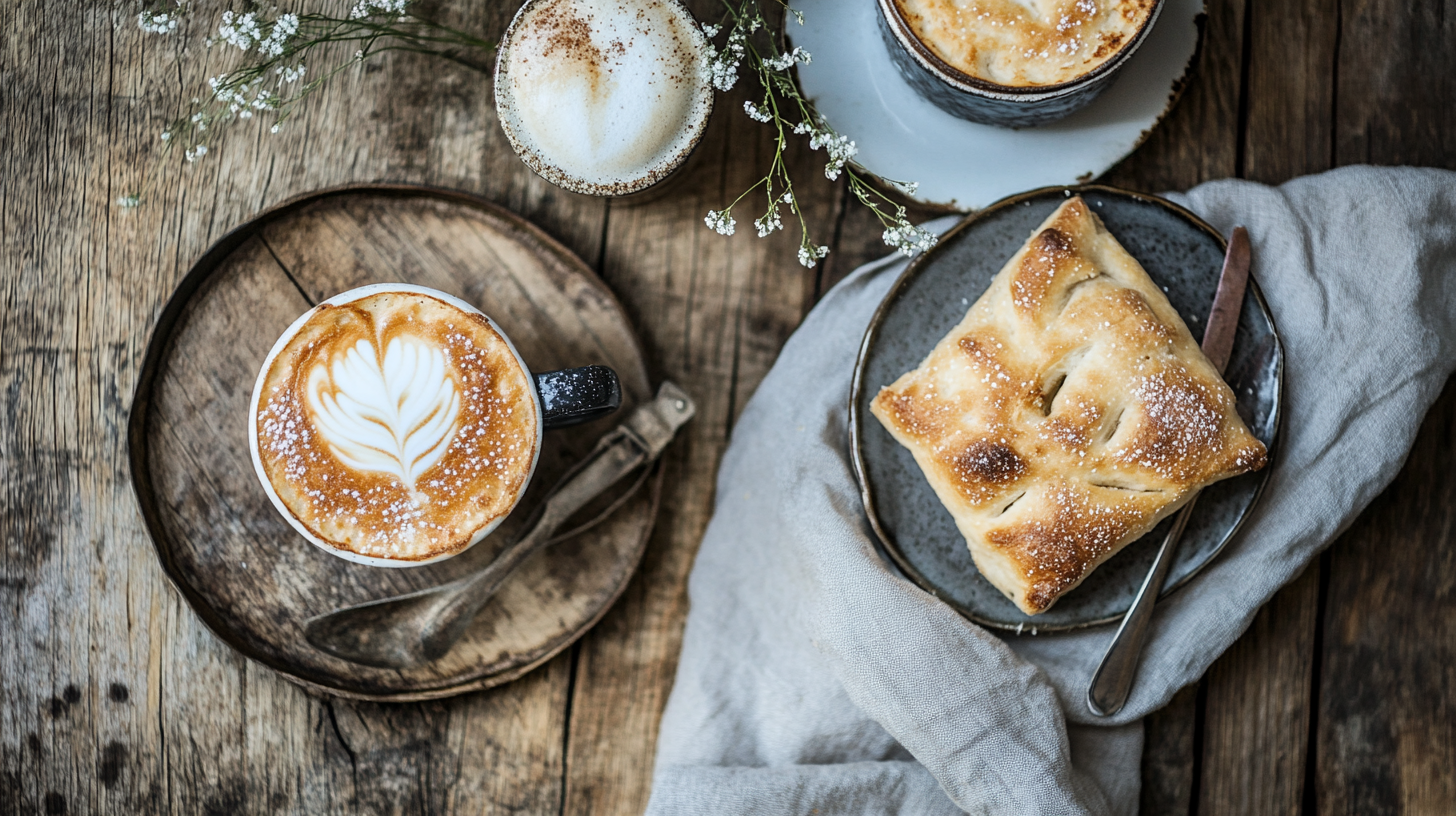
[431,436,649,625]
[426,384,698,655]
[1086,494,1197,716]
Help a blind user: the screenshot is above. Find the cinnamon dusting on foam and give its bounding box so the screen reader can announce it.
[496,0,712,193]
[254,292,538,562]
[894,0,1157,87]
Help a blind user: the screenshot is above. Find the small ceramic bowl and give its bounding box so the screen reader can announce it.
[493,0,714,197]
[877,0,1166,128]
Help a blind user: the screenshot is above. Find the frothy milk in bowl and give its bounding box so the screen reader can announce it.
[250,284,620,567]
[494,0,714,196]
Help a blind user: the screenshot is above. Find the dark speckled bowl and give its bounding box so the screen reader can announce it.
[849,185,1282,633]
[877,0,1167,128]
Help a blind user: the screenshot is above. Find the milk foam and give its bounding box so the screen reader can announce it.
[305,335,461,488]
[498,0,711,192]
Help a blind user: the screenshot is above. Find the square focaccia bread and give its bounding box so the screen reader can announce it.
[871,197,1267,615]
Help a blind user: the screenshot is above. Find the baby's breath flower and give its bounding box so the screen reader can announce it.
[276,64,306,84]
[882,221,937,256]
[184,144,208,162]
[258,13,299,58]
[888,178,920,196]
[705,210,736,236]
[116,193,142,208]
[217,10,261,51]
[797,244,829,267]
[743,100,772,123]
[351,0,409,19]
[764,46,810,72]
[754,210,782,238]
[705,23,749,92]
[819,134,858,180]
[700,2,925,271]
[138,12,178,35]
[700,23,721,38]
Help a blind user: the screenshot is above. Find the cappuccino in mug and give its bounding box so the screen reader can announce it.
[494,0,713,196]
[250,284,621,567]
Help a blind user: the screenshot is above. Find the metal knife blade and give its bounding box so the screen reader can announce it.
[1201,226,1251,375]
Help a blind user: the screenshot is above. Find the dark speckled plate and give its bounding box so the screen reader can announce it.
[850,185,1282,632]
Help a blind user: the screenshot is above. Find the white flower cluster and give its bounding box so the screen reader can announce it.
[888,178,920,196]
[764,46,810,72]
[276,63,307,84]
[137,11,179,35]
[882,221,937,256]
[209,75,276,119]
[705,210,736,236]
[184,144,208,162]
[753,210,782,237]
[216,10,298,58]
[116,193,142,208]
[350,0,409,19]
[705,18,758,92]
[743,101,772,123]
[808,132,857,180]
[797,244,829,268]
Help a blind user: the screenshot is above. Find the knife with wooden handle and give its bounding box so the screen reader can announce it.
[1086,226,1252,717]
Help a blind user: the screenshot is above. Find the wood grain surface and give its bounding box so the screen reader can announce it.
[2,1,1453,815]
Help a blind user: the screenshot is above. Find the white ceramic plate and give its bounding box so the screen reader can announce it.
[790,0,1206,209]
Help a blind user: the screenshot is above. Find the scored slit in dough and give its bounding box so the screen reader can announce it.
[871,197,1267,615]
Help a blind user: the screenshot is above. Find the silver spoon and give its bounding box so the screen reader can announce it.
[1087,226,1252,717]
[305,383,695,669]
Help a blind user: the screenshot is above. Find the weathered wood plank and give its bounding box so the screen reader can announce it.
[1239,0,1340,183]
[1140,685,1200,816]
[1314,2,1456,812]
[1315,382,1456,815]
[1333,0,1456,169]
[1199,566,1323,815]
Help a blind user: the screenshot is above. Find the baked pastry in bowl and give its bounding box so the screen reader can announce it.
[870,197,1266,615]
[878,0,1164,126]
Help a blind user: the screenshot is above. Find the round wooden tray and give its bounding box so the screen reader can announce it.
[128,185,658,702]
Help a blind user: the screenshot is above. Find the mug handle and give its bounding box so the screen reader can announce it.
[534,365,622,428]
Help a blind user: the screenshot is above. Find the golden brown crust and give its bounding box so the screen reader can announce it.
[893,0,1158,87]
[254,292,538,562]
[871,197,1266,614]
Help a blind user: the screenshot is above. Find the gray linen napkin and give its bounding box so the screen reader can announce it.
[645,166,1456,815]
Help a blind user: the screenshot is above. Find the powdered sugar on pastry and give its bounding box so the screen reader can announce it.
[871,197,1266,615]
[894,0,1158,87]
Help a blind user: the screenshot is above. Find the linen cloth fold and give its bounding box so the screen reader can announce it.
[645,167,1456,815]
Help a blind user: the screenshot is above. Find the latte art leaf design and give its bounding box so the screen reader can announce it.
[305,336,461,488]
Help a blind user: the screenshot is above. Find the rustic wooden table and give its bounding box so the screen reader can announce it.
[3,1,1453,814]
